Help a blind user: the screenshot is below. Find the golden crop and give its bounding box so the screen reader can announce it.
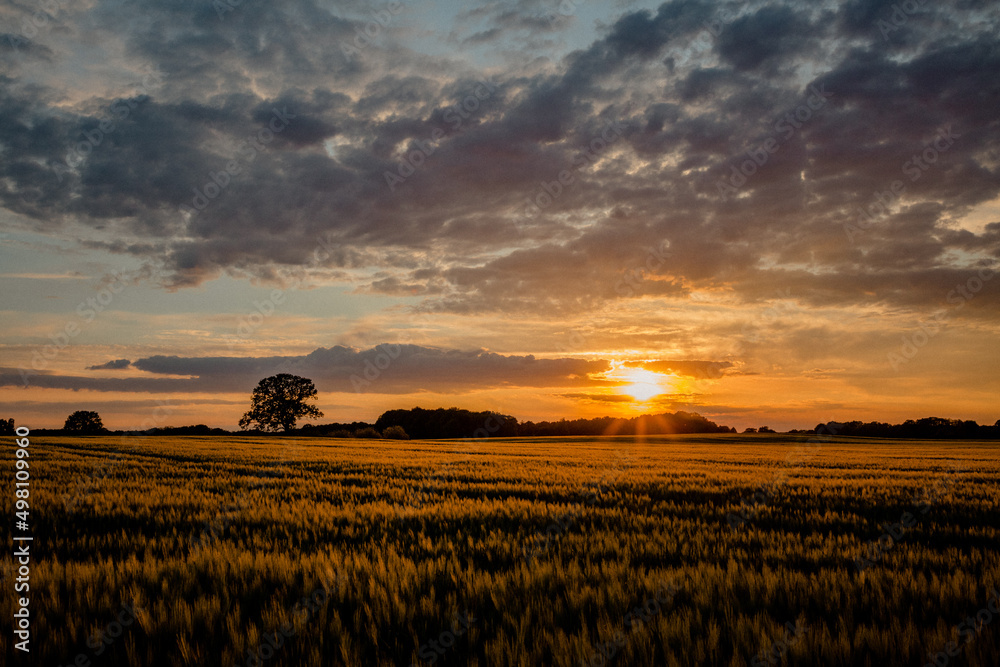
[2,434,998,666]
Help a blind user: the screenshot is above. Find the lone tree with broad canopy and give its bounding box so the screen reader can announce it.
[239,374,324,432]
[64,410,105,433]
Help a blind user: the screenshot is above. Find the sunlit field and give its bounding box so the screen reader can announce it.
[3,435,999,666]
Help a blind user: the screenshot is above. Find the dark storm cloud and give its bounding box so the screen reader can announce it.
[838,0,899,35]
[0,34,54,62]
[133,344,616,394]
[714,5,821,72]
[87,359,132,370]
[0,345,619,394]
[603,0,716,60]
[251,93,340,147]
[2,344,746,396]
[1,0,999,313]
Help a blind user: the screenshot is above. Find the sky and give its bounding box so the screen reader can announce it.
[1,0,998,431]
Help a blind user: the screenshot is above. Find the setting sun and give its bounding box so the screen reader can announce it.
[612,367,672,402]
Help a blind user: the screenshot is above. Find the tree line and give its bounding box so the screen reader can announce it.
[6,411,1000,440]
[813,418,1000,440]
[3,373,998,440]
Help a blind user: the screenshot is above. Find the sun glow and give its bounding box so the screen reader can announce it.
[612,366,672,402]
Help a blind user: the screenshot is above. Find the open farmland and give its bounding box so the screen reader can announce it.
[3,434,999,666]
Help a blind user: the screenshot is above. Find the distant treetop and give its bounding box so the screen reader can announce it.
[815,418,999,439]
[371,407,734,439]
[239,374,324,432]
[63,410,106,434]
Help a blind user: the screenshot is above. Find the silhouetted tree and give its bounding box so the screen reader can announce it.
[239,374,323,432]
[516,411,731,437]
[64,411,105,433]
[0,418,14,435]
[381,425,409,440]
[375,407,518,439]
[814,418,999,439]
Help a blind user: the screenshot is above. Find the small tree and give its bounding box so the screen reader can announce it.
[0,418,14,435]
[64,411,105,434]
[239,374,324,432]
[381,425,409,440]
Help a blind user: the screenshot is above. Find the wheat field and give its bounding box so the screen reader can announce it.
[2,434,999,666]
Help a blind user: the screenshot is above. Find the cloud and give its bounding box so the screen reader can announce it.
[641,360,734,379]
[0,0,996,319]
[0,272,89,280]
[2,345,610,394]
[714,5,821,73]
[557,392,694,407]
[87,359,132,370]
[2,345,747,397]
[558,393,633,403]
